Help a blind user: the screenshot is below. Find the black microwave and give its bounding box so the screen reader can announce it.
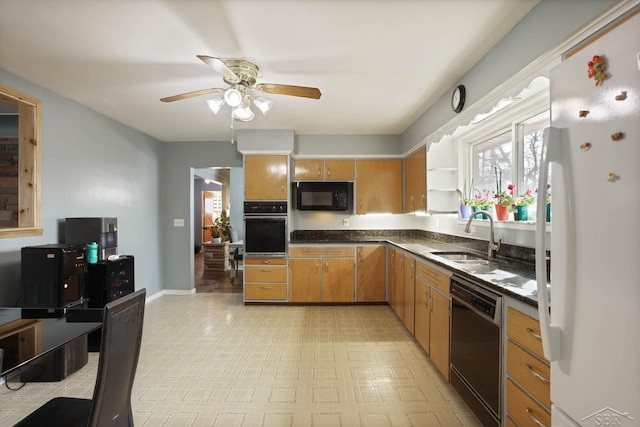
[293,181,353,211]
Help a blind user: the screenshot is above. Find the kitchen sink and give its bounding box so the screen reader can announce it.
[431,252,488,264]
[431,251,496,274]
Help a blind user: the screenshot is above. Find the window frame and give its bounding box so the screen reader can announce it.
[0,83,43,238]
[460,89,549,209]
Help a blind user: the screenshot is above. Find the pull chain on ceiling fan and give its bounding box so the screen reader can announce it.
[161,55,322,143]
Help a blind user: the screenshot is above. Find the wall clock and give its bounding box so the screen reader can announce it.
[451,84,466,113]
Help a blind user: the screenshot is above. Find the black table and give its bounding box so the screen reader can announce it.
[0,307,102,377]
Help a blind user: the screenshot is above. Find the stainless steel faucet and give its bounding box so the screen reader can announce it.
[465,210,501,259]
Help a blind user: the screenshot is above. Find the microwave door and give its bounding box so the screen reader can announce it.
[300,190,335,210]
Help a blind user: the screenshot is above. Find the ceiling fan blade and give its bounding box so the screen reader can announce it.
[197,55,240,82]
[160,88,224,103]
[255,83,321,99]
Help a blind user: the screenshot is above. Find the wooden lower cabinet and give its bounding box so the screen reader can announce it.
[387,248,398,312]
[507,379,551,427]
[356,245,386,302]
[289,258,321,302]
[414,279,430,352]
[414,259,451,381]
[244,258,288,302]
[506,307,551,427]
[288,246,355,303]
[322,258,355,302]
[393,251,404,320]
[430,288,450,381]
[403,255,415,334]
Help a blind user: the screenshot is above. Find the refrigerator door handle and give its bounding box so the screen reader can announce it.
[536,127,564,361]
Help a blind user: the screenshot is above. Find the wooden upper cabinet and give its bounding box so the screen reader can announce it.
[294,159,323,180]
[405,147,426,214]
[325,159,355,181]
[293,159,354,181]
[245,155,288,200]
[355,159,403,214]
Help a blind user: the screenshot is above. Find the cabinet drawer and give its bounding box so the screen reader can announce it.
[289,246,355,258]
[507,379,551,427]
[415,261,450,294]
[245,284,287,300]
[507,340,551,409]
[245,258,288,265]
[507,308,546,360]
[245,265,287,283]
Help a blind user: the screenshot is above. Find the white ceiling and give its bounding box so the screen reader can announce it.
[0,0,539,142]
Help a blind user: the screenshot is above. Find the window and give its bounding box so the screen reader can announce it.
[463,88,550,213]
[0,83,42,238]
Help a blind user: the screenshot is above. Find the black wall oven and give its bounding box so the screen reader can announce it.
[243,201,287,257]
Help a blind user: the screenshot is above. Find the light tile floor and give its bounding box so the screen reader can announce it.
[0,294,481,426]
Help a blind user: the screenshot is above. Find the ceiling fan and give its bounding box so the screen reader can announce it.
[161,55,321,122]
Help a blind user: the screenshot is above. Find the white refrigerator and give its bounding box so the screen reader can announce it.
[535,9,640,427]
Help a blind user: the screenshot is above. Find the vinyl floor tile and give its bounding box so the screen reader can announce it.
[0,293,482,426]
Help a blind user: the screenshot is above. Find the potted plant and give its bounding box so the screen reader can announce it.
[456,189,472,218]
[494,183,515,220]
[210,211,231,243]
[513,188,535,221]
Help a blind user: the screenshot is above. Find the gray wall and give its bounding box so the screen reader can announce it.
[0,69,164,304]
[161,141,242,291]
[401,0,616,151]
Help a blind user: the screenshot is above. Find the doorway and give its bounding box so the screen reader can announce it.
[193,168,243,293]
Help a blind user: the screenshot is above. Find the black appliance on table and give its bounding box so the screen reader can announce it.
[19,244,89,382]
[86,256,135,351]
[65,217,118,261]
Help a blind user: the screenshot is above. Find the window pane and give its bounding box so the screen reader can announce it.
[471,131,512,198]
[521,111,550,193]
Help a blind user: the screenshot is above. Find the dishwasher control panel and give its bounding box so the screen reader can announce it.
[450,276,501,324]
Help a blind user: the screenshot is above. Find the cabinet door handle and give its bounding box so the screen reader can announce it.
[526,407,548,427]
[324,262,329,272]
[326,168,331,177]
[262,260,271,264]
[260,268,271,272]
[315,263,319,273]
[410,196,414,209]
[526,364,550,383]
[261,286,272,290]
[318,167,322,177]
[423,291,428,306]
[527,328,542,340]
[421,195,426,208]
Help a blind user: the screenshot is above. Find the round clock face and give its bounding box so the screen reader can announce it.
[451,85,466,113]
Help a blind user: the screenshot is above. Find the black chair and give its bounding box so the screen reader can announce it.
[15,288,146,427]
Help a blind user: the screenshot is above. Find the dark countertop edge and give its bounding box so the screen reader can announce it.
[289,235,542,308]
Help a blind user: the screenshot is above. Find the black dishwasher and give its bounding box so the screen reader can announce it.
[449,275,502,427]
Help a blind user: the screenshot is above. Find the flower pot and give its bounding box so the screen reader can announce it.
[513,205,528,221]
[495,204,509,221]
[211,237,222,243]
[460,205,472,219]
[546,203,551,222]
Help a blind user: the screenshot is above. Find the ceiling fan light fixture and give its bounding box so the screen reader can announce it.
[206,97,225,114]
[252,96,273,114]
[223,87,243,107]
[232,104,255,122]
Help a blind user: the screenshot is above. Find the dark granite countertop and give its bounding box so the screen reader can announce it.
[290,230,549,308]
